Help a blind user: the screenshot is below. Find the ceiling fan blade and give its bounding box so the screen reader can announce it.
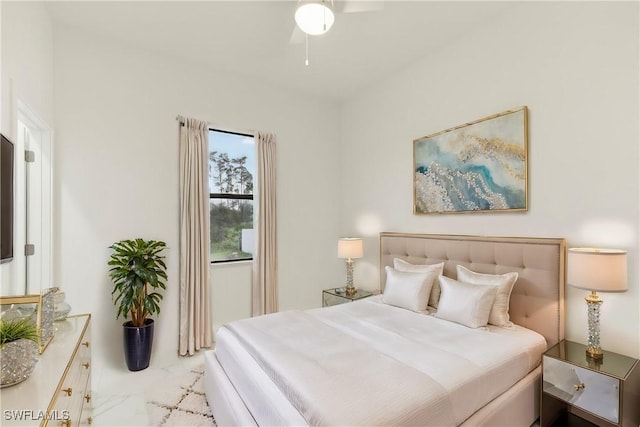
[289,25,305,44]
[340,0,384,14]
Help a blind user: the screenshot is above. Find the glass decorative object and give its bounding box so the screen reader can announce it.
[0,288,60,355]
[53,290,72,321]
[0,338,39,388]
[1,295,44,353]
[1,303,37,322]
[38,287,57,352]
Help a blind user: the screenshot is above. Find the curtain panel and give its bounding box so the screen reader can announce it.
[178,116,212,356]
[252,132,278,316]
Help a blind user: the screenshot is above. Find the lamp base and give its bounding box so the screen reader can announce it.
[344,258,356,297]
[585,291,604,360]
[586,346,604,360]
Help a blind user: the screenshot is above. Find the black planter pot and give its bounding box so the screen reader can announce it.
[123,319,154,371]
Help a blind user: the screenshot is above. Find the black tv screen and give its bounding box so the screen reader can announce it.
[1,133,14,262]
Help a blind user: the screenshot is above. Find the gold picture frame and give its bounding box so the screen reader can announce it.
[413,106,528,214]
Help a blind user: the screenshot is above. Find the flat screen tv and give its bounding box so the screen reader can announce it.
[1,133,14,263]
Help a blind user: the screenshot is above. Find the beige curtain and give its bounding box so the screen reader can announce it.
[178,116,212,355]
[252,132,278,316]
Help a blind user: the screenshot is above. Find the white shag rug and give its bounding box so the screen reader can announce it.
[145,364,216,427]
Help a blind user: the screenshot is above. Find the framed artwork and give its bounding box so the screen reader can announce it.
[413,106,528,214]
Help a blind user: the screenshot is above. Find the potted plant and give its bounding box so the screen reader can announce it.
[1,317,39,387]
[108,238,167,371]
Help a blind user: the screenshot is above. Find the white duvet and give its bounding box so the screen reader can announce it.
[217,296,546,426]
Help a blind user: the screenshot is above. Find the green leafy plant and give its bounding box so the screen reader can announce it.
[108,238,167,327]
[0,318,39,347]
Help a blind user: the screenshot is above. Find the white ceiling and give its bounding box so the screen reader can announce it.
[45,1,517,102]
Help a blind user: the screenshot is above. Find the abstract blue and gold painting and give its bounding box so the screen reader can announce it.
[414,107,528,214]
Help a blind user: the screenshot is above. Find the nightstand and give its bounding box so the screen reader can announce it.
[541,340,640,427]
[322,288,374,307]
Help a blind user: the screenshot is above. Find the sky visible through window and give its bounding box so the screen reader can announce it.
[208,130,255,192]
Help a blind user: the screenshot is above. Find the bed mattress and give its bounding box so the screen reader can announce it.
[214,296,547,426]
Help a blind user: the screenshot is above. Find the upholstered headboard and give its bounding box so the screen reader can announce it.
[380,232,566,349]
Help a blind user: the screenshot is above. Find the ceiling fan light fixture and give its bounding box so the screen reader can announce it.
[295,1,335,36]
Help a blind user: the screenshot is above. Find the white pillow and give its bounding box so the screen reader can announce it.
[393,258,445,308]
[382,266,438,312]
[435,276,498,328]
[456,265,518,327]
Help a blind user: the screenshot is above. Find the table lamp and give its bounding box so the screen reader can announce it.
[567,248,627,360]
[338,238,363,297]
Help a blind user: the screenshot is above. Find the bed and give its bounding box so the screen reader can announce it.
[205,232,566,426]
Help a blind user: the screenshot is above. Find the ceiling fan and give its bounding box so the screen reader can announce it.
[291,0,384,64]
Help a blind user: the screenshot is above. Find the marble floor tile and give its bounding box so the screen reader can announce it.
[92,353,212,427]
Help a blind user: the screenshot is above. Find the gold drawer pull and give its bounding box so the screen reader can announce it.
[88,416,93,425]
[574,383,586,391]
[85,393,91,403]
[60,420,71,427]
[62,387,73,396]
[82,362,90,369]
[82,341,90,348]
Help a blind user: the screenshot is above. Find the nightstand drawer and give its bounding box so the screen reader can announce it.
[323,292,350,307]
[543,355,620,424]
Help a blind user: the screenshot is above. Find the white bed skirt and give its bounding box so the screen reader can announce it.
[204,350,257,427]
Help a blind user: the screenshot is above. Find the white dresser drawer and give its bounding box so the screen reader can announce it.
[543,355,620,424]
[51,319,91,427]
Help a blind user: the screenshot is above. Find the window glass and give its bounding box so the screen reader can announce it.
[209,199,254,262]
[209,130,255,262]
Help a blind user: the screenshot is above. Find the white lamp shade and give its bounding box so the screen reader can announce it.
[295,1,335,35]
[567,248,627,292]
[338,238,363,259]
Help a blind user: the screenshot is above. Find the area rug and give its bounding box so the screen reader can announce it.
[146,364,216,427]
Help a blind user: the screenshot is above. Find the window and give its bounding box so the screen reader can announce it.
[209,129,255,263]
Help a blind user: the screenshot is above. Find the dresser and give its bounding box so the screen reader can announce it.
[541,340,640,427]
[1,314,92,426]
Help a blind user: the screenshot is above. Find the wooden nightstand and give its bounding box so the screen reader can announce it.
[541,340,640,427]
[322,288,374,307]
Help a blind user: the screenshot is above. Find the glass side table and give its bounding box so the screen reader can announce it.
[322,288,374,307]
[540,339,640,427]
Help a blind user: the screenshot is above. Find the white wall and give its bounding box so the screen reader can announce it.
[341,2,640,357]
[53,25,342,388]
[0,1,54,295]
